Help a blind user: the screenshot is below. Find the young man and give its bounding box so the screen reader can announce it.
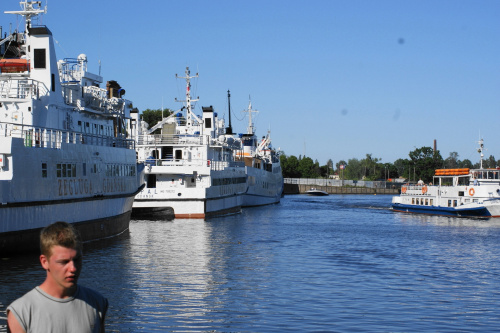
[7,222,108,333]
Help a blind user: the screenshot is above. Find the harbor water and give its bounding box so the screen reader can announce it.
[2,194,500,332]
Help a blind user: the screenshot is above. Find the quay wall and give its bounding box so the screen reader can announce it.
[283,178,401,195]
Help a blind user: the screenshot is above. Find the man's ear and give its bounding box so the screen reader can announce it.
[40,254,49,270]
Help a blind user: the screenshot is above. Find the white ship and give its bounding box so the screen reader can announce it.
[392,139,500,217]
[237,100,283,206]
[0,1,144,254]
[132,68,246,219]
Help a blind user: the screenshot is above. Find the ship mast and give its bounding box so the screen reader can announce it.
[478,139,485,169]
[244,97,258,135]
[175,67,199,127]
[226,90,233,134]
[5,1,46,29]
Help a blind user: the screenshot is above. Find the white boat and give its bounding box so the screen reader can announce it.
[306,188,329,196]
[132,68,246,219]
[0,1,144,254]
[392,140,500,217]
[237,99,283,206]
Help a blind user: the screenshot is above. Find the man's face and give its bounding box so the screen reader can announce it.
[41,245,82,292]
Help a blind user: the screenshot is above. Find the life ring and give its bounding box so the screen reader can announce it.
[422,185,428,194]
[401,186,407,193]
[469,188,475,196]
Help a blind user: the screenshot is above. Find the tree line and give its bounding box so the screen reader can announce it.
[280,146,499,183]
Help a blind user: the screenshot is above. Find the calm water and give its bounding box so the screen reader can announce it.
[2,194,500,332]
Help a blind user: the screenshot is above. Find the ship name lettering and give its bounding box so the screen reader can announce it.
[58,178,91,197]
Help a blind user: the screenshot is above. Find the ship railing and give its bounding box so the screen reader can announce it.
[0,122,135,150]
[144,158,244,170]
[402,184,429,191]
[61,86,130,116]
[137,133,204,145]
[0,77,48,100]
[209,160,245,170]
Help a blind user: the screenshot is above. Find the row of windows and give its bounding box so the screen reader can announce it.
[57,163,77,178]
[212,177,246,186]
[77,121,114,137]
[42,163,136,178]
[412,197,434,206]
[106,164,137,177]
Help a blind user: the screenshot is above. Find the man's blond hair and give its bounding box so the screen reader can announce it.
[40,222,82,258]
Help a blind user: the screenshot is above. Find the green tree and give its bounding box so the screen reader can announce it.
[280,154,300,178]
[141,108,172,133]
[360,154,382,180]
[408,146,443,183]
[459,159,474,169]
[345,158,362,180]
[298,157,318,178]
[444,152,460,169]
[393,158,408,179]
[487,155,496,168]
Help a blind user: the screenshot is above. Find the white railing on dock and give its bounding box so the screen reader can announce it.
[285,178,403,189]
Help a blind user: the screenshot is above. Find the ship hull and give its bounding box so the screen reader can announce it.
[0,207,132,255]
[242,165,283,207]
[134,194,242,219]
[133,163,246,219]
[391,203,489,217]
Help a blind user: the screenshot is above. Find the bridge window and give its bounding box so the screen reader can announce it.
[34,49,46,69]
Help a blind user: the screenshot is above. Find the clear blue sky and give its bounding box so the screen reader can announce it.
[4,0,500,165]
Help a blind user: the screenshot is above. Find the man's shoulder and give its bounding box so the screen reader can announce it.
[9,287,41,306]
[7,287,43,325]
[76,285,108,309]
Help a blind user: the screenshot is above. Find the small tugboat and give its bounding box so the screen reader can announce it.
[306,188,329,196]
[0,1,144,254]
[391,140,500,217]
[132,68,246,219]
[236,97,283,207]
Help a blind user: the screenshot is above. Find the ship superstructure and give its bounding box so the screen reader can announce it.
[132,67,246,218]
[236,99,283,206]
[0,1,144,254]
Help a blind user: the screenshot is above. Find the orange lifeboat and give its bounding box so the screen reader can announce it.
[0,59,29,73]
[434,168,470,176]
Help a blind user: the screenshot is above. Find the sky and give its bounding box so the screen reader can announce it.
[3,0,500,165]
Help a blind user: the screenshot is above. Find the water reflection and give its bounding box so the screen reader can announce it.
[2,196,500,332]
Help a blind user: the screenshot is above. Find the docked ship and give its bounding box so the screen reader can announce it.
[391,140,500,217]
[0,1,144,254]
[132,68,246,219]
[237,100,283,206]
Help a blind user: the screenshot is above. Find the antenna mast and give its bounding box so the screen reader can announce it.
[244,97,258,135]
[5,1,47,29]
[226,90,233,134]
[175,67,199,126]
[478,139,485,169]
